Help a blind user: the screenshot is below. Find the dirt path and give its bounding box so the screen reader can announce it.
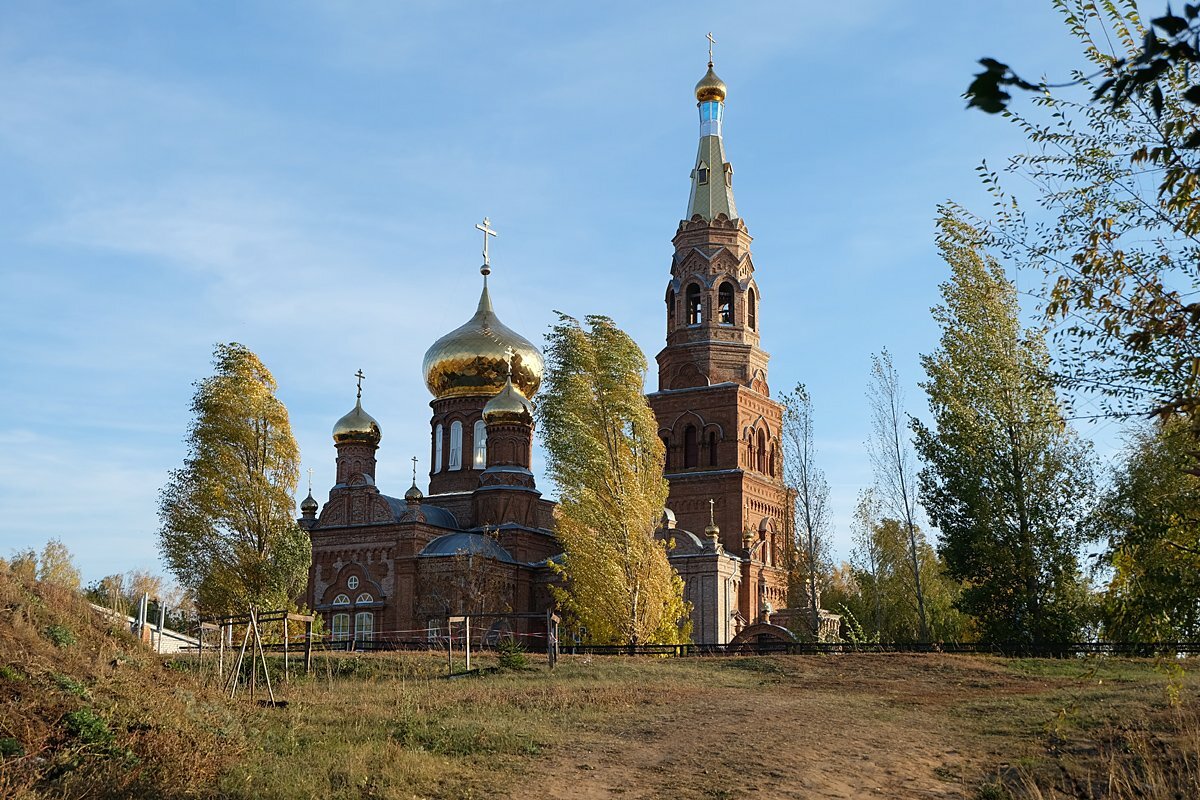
[535,655,1039,799]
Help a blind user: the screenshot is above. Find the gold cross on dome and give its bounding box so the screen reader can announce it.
[709,498,716,525]
[411,455,418,484]
[504,346,515,380]
[706,32,716,66]
[355,369,365,399]
[476,217,498,276]
[307,468,313,494]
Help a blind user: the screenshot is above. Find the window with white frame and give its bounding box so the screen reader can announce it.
[473,420,487,468]
[448,421,463,470]
[347,575,359,591]
[354,611,374,641]
[332,613,350,641]
[356,593,373,603]
[333,593,350,605]
[433,424,443,473]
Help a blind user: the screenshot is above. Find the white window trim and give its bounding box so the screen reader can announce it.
[448,421,463,471]
[433,424,444,474]
[473,420,488,468]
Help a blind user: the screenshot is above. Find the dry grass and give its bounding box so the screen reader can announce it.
[0,569,248,799]
[3,569,1198,799]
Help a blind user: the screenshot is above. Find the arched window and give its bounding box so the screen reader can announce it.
[448,421,463,470]
[331,613,349,641]
[662,435,671,471]
[756,430,767,473]
[686,284,703,325]
[356,592,373,603]
[708,432,718,467]
[473,419,488,468]
[333,593,350,606]
[684,424,699,468]
[747,288,757,330]
[769,443,777,478]
[666,288,676,330]
[354,611,374,642]
[718,282,735,325]
[433,424,443,474]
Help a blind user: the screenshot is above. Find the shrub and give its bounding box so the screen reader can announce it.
[63,709,113,747]
[0,737,23,758]
[44,623,76,648]
[496,636,529,671]
[0,665,25,682]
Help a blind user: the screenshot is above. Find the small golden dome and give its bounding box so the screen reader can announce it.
[332,399,381,445]
[300,491,319,513]
[423,284,544,401]
[404,482,423,502]
[483,376,534,425]
[695,64,727,103]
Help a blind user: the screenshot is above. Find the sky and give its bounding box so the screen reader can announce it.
[0,1,1119,585]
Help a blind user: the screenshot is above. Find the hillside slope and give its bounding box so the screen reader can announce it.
[0,568,244,799]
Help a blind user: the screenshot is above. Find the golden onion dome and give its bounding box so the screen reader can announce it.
[422,284,544,401]
[300,491,319,513]
[404,481,423,502]
[332,398,381,445]
[483,375,534,425]
[695,64,727,103]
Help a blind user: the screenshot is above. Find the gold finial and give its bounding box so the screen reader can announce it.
[475,216,498,278]
[307,467,313,494]
[707,31,715,67]
[355,369,365,400]
[695,36,727,103]
[709,498,716,526]
[411,455,418,484]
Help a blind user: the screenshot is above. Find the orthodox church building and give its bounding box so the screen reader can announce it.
[302,56,827,647]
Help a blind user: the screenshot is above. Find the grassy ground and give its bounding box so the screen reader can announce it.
[3,569,1197,799]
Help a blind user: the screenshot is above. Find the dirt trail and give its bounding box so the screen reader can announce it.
[535,655,1037,799]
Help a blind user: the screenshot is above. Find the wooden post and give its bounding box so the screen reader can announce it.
[464,616,471,672]
[249,608,276,704]
[283,615,289,683]
[218,623,225,682]
[446,619,453,675]
[547,610,560,670]
[157,599,166,654]
[304,618,313,675]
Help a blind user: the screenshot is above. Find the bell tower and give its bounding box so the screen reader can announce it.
[647,45,789,620]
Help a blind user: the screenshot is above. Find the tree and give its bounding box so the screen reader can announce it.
[780,383,831,638]
[866,349,930,642]
[1093,418,1200,641]
[913,211,1095,649]
[158,342,309,615]
[840,490,971,643]
[963,1,1200,422]
[37,539,81,590]
[537,314,690,646]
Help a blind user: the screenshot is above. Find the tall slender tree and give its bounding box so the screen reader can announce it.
[866,349,929,642]
[780,383,831,639]
[158,343,310,614]
[537,314,690,646]
[913,211,1094,649]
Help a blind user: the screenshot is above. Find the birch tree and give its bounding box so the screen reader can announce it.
[781,383,831,638]
[537,314,690,646]
[866,349,929,642]
[158,343,309,614]
[913,211,1094,649]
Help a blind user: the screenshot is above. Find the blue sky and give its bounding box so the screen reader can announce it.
[0,1,1112,584]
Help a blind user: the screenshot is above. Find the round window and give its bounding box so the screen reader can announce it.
[347,575,359,590]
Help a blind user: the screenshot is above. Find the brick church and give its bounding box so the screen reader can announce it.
[302,55,826,647]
